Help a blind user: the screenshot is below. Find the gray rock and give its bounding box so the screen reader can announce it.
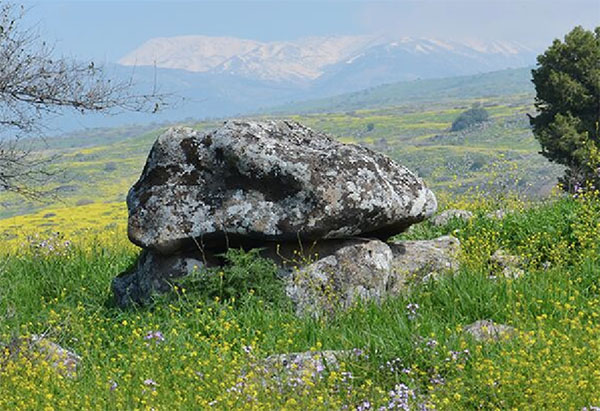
[2,335,81,378]
[285,235,460,316]
[127,121,437,254]
[490,249,525,279]
[286,239,393,316]
[388,235,461,292]
[31,335,81,378]
[249,349,365,391]
[112,249,216,307]
[463,320,517,342]
[262,350,348,377]
[485,209,509,220]
[430,209,473,226]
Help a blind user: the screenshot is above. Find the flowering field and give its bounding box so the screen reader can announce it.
[0,190,599,410]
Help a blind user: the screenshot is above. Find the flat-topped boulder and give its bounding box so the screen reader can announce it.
[127,120,437,254]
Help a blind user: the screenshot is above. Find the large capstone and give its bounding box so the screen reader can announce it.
[127,120,437,254]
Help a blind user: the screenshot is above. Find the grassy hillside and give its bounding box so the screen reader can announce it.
[0,91,562,223]
[273,67,533,114]
[0,190,598,409]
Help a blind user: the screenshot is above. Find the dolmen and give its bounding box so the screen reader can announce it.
[113,120,458,315]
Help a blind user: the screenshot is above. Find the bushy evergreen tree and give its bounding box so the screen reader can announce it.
[529,26,600,191]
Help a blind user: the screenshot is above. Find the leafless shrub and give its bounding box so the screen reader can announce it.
[0,2,166,197]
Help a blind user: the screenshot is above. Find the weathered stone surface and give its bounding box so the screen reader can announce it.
[463,320,517,342]
[485,209,509,220]
[127,121,437,254]
[430,209,473,226]
[286,239,393,316]
[490,249,525,279]
[2,335,81,378]
[285,235,460,316]
[112,249,216,307]
[262,350,348,376]
[388,235,461,292]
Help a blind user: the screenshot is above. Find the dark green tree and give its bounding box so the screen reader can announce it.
[451,107,489,131]
[529,26,600,191]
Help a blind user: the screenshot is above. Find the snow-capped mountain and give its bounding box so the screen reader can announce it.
[119,35,536,87]
[120,35,376,83]
[69,35,539,130]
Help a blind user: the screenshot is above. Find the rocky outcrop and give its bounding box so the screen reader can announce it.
[127,121,436,254]
[262,350,349,377]
[286,236,460,316]
[248,349,366,392]
[286,239,393,316]
[114,120,438,307]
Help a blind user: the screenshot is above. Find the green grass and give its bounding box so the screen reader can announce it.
[0,192,599,409]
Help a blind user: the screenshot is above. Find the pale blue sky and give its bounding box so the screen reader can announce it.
[23,0,600,63]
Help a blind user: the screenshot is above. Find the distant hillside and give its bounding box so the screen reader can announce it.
[0,89,562,219]
[272,67,534,114]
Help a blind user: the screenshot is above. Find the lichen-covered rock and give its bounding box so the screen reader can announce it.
[285,235,459,316]
[485,209,509,220]
[250,349,365,391]
[286,239,393,316]
[127,121,437,254]
[112,249,216,307]
[2,335,81,378]
[430,209,473,226]
[490,249,525,279]
[463,320,517,342]
[388,235,461,292]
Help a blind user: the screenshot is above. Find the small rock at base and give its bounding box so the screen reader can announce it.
[463,320,517,342]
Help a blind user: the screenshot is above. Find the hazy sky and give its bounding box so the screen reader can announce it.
[23,0,600,63]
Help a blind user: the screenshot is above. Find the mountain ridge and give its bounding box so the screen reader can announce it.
[119,35,537,85]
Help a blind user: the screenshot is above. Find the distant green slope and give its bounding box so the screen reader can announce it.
[0,67,563,220]
[273,67,533,114]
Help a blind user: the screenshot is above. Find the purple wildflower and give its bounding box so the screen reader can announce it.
[406,303,419,321]
[383,383,415,410]
[144,331,165,343]
[357,400,372,410]
[425,339,438,349]
[315,360,325,374]
[430,373,445,385]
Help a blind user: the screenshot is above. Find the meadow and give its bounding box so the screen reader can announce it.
[0,186,599,410]
[0,86,597,409]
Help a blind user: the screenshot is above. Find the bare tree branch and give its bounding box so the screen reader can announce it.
[0,2,168,198]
